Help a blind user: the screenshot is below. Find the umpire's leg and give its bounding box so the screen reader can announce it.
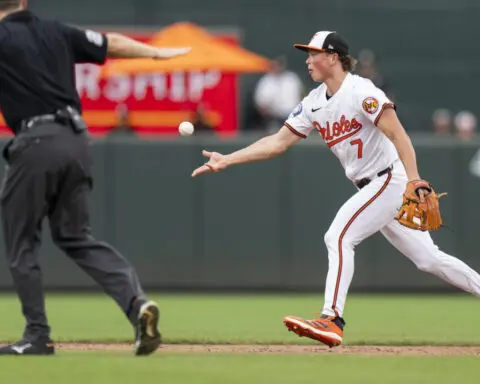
[0,136,51,342]
[47,132,146,325]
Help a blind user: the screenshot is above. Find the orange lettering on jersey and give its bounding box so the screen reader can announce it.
[314,115,363,148]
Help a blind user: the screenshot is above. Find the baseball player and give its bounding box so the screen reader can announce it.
[191,31,480,348]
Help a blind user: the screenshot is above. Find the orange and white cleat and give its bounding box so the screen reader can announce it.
[283,314,345,348]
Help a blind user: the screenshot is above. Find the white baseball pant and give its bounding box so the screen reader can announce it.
[322,159,480,317]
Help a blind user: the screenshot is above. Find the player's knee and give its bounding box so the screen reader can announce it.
[416,257,441,273]
[325,226,358,248]
[324,228,339,250]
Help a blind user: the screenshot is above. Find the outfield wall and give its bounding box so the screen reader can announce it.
[0,135,479,292]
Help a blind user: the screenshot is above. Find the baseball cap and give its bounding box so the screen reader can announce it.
[294,31,349,57]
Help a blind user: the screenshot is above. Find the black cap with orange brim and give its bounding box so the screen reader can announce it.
[294,31,349,57]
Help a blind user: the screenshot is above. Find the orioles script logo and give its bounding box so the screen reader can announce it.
[314,115,363,147]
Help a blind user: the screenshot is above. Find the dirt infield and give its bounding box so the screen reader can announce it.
[55,343,480,356]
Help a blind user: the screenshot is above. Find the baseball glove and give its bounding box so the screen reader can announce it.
[395,179,447,231]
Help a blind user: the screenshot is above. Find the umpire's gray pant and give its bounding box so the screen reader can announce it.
[0,123,145,342]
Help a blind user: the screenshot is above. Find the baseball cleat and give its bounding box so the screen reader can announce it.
[283,314,345,348]
[0,339,55,355]
[134,301,162,356]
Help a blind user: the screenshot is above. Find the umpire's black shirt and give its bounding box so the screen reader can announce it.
[0,10,108,134]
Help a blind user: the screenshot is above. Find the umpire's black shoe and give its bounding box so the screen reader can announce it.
[0,339,55,356]
[134,301,162,356]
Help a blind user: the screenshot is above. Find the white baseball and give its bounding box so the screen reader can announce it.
[179,121,195,136]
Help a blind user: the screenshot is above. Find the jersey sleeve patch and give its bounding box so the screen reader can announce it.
[362,97,379,115]
[85,30,104,47]
[290,102,303,118]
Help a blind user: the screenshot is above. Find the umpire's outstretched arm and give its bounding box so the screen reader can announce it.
[105,33,191,59]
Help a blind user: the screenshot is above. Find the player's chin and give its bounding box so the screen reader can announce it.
[310,71,325,83]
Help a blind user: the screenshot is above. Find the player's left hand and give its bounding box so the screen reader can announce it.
[395,179,448,231]
[191,150,228,177]
[416,187,430,203]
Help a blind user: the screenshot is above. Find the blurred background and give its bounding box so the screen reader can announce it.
[0,0,479,294]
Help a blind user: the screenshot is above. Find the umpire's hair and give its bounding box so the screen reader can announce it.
[340,55,357,72]
[0,0,21,11]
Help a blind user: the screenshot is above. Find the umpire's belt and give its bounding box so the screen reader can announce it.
[20,114,57,132]
[355,165,393,189]
[19,106,87,134]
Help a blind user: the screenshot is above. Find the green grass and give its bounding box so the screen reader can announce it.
[0,354,478,384]
[0,293,479,345]
[0,293,479,384]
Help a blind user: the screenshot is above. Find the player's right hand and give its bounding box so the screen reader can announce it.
[191,150,228,177]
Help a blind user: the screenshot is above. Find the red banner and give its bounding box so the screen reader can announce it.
[0,31,239,137]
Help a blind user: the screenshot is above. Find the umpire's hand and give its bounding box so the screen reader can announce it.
[154,47,192,60]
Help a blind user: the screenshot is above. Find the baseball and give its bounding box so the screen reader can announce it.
[178,121,194,136]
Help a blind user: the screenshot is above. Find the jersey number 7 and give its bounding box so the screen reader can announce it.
[350,139,363,159]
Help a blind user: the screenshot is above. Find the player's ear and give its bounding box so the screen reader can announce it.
[328,52,338,66]
[21,0,27,9]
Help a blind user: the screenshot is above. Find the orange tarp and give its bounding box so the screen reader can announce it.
[101,22,272,76]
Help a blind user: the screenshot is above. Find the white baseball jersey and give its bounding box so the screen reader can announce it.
[281,32,480,326]
[285,73,398,182]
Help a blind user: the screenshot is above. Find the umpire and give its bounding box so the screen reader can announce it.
[0,1,190,356]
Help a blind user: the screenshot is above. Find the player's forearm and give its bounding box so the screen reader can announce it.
[391,131,421,180]
[106,33,179,59]
[225,135,287,166]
